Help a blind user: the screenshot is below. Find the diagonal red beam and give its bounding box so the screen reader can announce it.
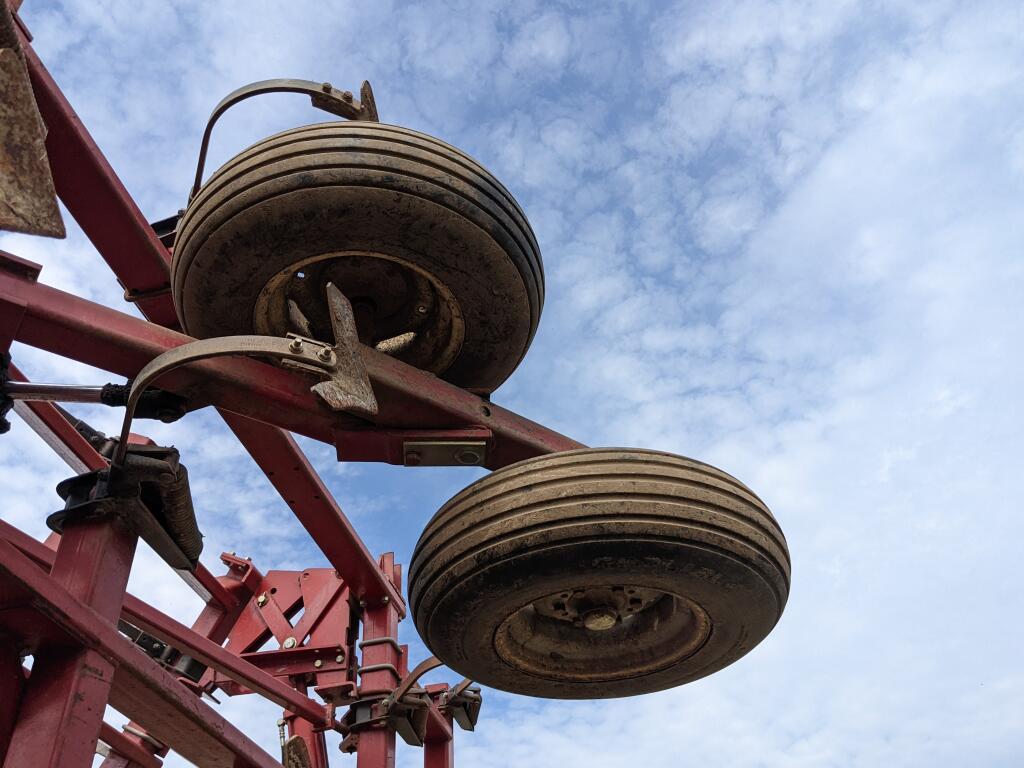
[0,519,325,725]
[99,720,163,768]
[20,30,177,327]
[0,536,284,768]
[0,261,583,469]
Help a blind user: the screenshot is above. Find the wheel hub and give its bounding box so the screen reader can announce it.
[253,251,465,375]
[493,585,712,684]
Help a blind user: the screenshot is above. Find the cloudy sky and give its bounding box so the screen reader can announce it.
[2,0,1023,766]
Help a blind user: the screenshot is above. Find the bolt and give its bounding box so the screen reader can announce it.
[288,338,303,353]
[321,82,332,93]
[277,718,286,727]
[456,449,481,465]
[283,637,297,649]
[342,91,353,102]
[582,607,618,632]
[317,347,333,361]
[382,596,390,604]
[335,654,344,663]
[256,593,268,607]
[359,600,367,608]
[416,305,428,314]
[314,659,323,668]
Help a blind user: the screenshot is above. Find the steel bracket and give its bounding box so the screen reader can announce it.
[48,444,202,570]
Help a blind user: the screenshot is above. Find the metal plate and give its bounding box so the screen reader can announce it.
[403,441,487,467]
[0,7,64,238]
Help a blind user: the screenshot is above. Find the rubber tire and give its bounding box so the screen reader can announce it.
[171,121,543,394]
[408,448,791,699]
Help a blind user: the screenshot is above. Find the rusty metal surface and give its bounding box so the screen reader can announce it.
[112,332,377,465]
[0,6,64,238]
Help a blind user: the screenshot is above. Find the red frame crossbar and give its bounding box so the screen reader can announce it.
[0,7,585,768]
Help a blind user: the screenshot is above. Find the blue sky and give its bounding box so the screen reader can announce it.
[2,1,1023,766]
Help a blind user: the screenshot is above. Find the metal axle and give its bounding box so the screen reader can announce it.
[4,381,105,403]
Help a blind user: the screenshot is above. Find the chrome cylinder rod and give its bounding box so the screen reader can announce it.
[3,381,105,403]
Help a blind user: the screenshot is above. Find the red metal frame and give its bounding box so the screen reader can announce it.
[0,6,584,767]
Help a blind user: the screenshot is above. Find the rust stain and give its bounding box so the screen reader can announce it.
[0,7,65,238]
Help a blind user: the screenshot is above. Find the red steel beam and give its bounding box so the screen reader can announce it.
[0,639,24,762]
[0,519,325,725]
[122,594,326,725]
[19,28,177,327]
[223,416,403,607]
[0,537,284,768]
[356,554,402,768]
[97,721,163,768]
[3,514,138,768]
[0,261,583,469]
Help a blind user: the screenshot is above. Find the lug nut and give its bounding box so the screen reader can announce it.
[582,607,618,631]
[455,449,481,465]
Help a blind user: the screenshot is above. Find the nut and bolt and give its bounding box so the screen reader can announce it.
[382,596,390,604]
[335,654,344,663]
[455,449,481,465]
[283,637,297,649]
[288,338,303,353]
[341,91,353,102]
[415,305,428,314]
[582,607,618,632]
[256,593,268,607]
[316,347,333,361]
[314,659,323,668]
[321,82,332,93]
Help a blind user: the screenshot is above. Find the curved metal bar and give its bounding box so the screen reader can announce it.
[385,656,443,708]
[112,335,337,465]
[448,677,475,700]
[189,78,379,201]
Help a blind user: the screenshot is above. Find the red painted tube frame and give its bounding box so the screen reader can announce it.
[0,519,325,725]
[0,257,583,469]
[0,537,284,768]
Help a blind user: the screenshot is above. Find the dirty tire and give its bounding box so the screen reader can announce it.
[408,448,790,699]
[171,121,543,393]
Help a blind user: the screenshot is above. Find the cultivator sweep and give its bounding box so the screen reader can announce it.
[0,4,790,767]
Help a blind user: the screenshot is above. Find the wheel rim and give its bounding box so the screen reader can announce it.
[253,250,465,374]
[493,584,711,683]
